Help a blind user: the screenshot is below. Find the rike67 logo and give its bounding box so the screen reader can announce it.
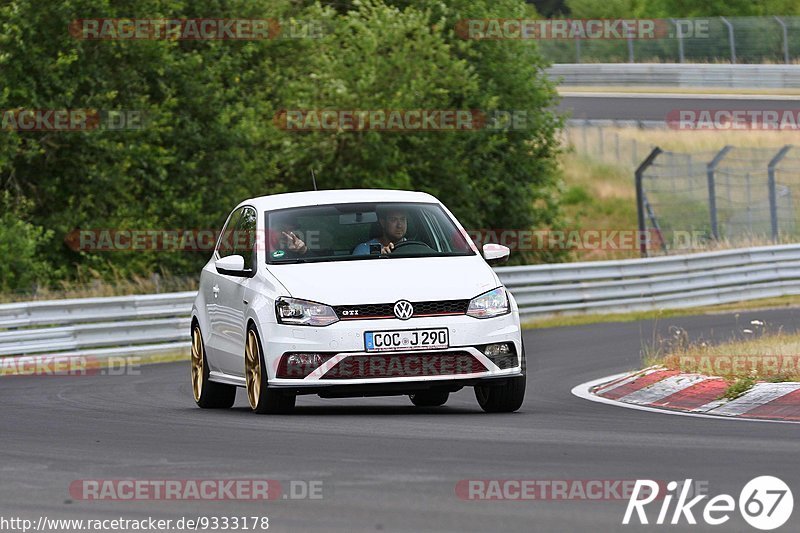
[624,476,793,530]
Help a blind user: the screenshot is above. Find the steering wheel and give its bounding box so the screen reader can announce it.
[390,240,433,254]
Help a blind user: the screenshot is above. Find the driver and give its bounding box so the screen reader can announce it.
[353,207,407,255]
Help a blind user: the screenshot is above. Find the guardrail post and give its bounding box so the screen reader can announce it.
[768,145,793,242]
[635,147,663,257]
[774,16,790,64]
[670,18,685,63]
[706,145,732,241]
[721,17,736,64]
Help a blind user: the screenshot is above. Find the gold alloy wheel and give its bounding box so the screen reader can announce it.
[190,326,204,402]
[245,329,262,410]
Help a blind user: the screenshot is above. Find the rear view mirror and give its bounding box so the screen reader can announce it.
[482,244,510,266]
[339,212,377,225]
[215,255,251,277]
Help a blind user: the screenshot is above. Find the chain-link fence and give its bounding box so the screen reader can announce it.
[539,17,800,64]
[563,123,800,255]
[564,120,658,170]
[637,145,800,256]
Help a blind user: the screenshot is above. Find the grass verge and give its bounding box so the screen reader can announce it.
[523,294,800,330]
[643,325,800,399]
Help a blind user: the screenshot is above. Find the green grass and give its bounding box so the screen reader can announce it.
[524,294,800,330]
[724,377,757,400]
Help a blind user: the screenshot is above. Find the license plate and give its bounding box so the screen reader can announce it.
[364,328,449,352]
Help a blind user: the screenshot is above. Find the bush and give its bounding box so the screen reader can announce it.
[0,192,54,292]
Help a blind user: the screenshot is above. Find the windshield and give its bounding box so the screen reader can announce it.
[266,202,475,264]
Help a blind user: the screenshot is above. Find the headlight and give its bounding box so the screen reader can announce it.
[467,287,510,319]
[276,297,339,326]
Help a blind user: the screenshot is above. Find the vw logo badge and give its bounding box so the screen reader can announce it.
[393,300,414,320]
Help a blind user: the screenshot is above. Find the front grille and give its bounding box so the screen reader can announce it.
[320,351,486,379]
[334,299,469,320]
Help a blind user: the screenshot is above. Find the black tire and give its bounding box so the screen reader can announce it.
[474,342,527,413]
[409,391,449,407]
[191,324,236,409]
[245,325,296,414]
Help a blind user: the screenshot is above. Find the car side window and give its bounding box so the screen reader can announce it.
[217,208,243,258]
[234,207,258,270]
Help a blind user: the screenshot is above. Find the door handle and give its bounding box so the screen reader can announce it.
[212,285,220,298]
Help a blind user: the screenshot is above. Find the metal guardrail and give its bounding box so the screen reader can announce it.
[548,64,800,88]
[497,244,800,317]
[2,244,800,357]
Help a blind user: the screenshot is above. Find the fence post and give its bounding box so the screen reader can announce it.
[720,17,736,64]
[581,120,588,154]
[627,33,635,63]
[575,32,581,63]
[597,125,604,157]
[635,147,663,257]
[670,18,685,63]
[774,16,790,64]
[706,145,732,241]
[768,145,793,241]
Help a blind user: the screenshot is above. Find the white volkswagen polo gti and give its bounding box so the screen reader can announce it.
[190,189,526,414]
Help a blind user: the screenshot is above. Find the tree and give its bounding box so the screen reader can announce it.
[0,0,564,292]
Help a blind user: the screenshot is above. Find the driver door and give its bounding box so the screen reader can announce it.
[211,206,257,377]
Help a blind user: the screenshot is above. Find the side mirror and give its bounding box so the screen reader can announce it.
[483,243,510,266]
[215,255,251,277]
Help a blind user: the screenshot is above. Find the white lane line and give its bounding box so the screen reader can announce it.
[619,374,707,405]
[559,91,800,100]
[571,373,800,425]
[700,382,800,417]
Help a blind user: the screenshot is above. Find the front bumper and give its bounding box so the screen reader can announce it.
[262,312,523,388]
[275,374,523,397]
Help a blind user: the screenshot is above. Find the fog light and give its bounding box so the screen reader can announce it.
[484,343,510,357]
[288,353,323,367]
[277,352,334,379]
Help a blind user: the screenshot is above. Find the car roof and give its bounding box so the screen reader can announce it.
[241,189,440,212]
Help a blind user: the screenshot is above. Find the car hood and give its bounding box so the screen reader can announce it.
[267,255,499,305]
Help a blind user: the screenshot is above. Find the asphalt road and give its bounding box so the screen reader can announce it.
[558,92,800,122]
[2,307,800,532]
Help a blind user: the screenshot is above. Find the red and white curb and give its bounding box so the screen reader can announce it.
[572,367,800,424]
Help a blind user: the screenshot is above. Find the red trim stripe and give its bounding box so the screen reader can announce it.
[649,378,728,411]
[740,387,800,421]
[597,369,680,400]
